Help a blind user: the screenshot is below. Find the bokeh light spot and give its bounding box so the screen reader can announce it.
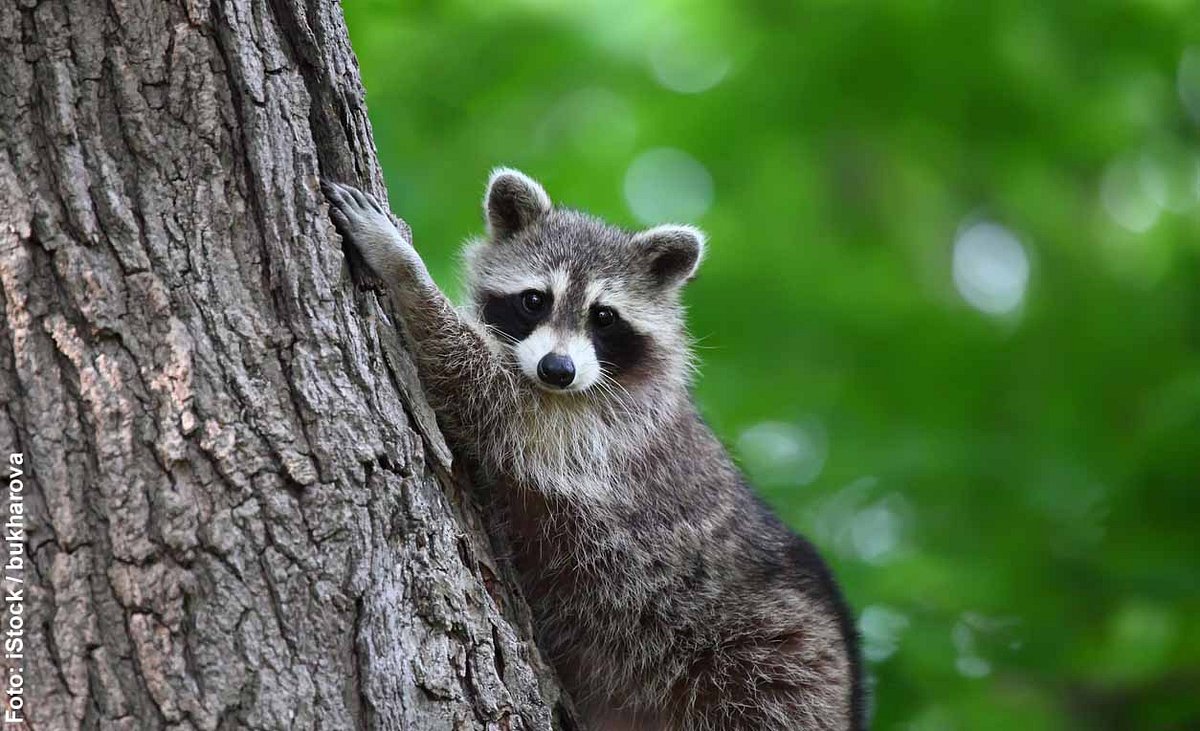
[807,478,912,565]
[859,605,910,663]
[536,88,637,158]
[737,419,827,487]
[1101,153,1164,232]
[850,493,909,564]
[624,148,714,225]
[952,612,1022,679]
[955,656,992,678]
[952,221,1030,316]
[1138,143,1200,214]
[648,30,732,94]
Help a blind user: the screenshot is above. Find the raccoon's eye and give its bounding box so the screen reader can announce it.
[521,290,547,314]
[593,306,617,329]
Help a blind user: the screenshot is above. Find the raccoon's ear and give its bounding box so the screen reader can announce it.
[484,167,552,239]
[632,224,706,287]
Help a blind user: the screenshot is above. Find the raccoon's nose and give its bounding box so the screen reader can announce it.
[537,353,575,389]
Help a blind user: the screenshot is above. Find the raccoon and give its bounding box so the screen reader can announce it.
[323,170,865,730]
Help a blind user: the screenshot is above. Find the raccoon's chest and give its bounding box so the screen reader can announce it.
[511,501,691,711]
[501,475,638,582]
[501,481,681,618]
[491,471,702,706]
[490,401,630,490]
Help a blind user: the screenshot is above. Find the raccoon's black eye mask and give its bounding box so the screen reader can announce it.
[482,290,552,342]
[588,305,648,378]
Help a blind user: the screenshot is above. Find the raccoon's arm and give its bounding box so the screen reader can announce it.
[322,180,514,445]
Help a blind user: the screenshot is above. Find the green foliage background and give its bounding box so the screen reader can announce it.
[344,2,1200,728]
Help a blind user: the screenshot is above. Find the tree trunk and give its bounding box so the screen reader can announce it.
[0,1,571,728]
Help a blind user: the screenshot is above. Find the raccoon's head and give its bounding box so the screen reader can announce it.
[464,168,704,399]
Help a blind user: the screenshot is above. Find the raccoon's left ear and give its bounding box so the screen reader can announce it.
[632,225,706,288]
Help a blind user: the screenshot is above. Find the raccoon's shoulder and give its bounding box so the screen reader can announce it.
[631,400,737,481]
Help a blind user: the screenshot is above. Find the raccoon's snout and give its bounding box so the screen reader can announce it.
[537,353,575,389]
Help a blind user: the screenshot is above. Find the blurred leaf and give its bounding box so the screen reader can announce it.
[346,1,1200,727]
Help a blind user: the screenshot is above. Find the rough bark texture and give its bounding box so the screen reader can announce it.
[0,0,570,728]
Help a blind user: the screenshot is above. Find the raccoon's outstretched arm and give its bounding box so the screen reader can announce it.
[322,180,514,445]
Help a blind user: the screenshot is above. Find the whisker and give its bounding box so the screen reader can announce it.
[592,369,636,413]
[484,324,520,345]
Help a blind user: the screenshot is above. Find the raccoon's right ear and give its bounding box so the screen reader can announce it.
[484,168,552,240]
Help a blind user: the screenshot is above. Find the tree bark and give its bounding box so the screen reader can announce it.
[0,1,570,728]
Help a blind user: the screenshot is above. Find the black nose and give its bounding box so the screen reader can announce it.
[537,353,575,388]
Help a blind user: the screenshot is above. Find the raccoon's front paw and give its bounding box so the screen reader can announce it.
[322,179,421,282]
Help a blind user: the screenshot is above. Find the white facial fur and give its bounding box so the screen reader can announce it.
[514,326,602,393]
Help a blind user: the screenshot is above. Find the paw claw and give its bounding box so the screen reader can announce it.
[322,180,348,208]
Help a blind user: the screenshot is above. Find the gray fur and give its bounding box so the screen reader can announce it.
[322,173,865,730]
